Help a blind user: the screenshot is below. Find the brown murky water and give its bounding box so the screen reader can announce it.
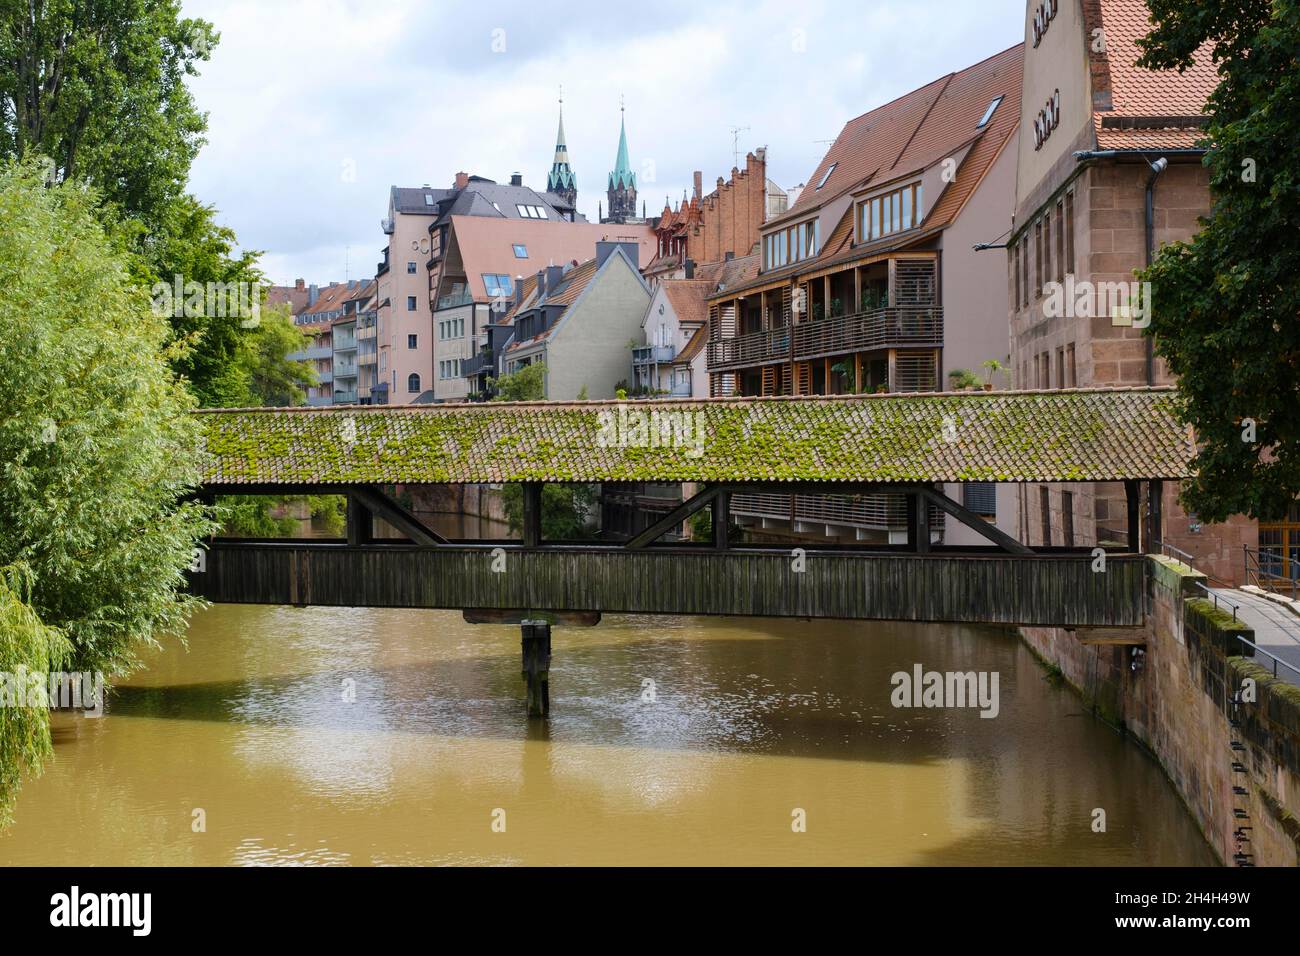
[0,606,1215,866]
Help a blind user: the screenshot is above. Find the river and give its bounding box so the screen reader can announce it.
[0,603,1215,866]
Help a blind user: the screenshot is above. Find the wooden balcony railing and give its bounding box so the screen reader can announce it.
[730,492,944,531]
[707,306,943,370]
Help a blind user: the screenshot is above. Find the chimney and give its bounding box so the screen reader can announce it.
[693,171,702,201]
[294,278,305,290]
[308,283,320,306]
[536,269,546,297]
[545,264,564,295]
[510,172,523,186]
[454,171,469,189]
[684,258,695,279]
[348,279,357,289]
[596,241,640,271]
[514,276,525,308]
[724,251,735,262]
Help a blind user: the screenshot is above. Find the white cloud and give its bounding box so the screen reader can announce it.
[181,0,1024,284]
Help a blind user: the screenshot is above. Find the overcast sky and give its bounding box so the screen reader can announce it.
[181,0,1025,285]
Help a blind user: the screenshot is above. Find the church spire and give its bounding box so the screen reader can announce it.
[546,87,577,210]
[604,97,638,224]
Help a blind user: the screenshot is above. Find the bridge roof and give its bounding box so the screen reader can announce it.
[195,387,1193,486]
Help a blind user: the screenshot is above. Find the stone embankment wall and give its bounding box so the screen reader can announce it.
[1021,556,1300,866]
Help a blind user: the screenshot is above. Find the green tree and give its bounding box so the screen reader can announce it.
[245,303,315,407]
[0,0,216,232]
[0,161,213,816]
[1136,1,1300,521]
[490,361,547,401]
[0,161,213,671]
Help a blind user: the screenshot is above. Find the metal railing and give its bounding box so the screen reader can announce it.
[1232,632,1300,681]
[1244,544,1298,598]
[633,345,676,365]
[1194,580,1238,621]
[730,492,943,531]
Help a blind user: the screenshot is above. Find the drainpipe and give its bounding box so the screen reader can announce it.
[1142,156,1168,386]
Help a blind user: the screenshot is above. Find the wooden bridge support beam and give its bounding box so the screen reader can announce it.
[520,620,552,718]
[1125,480,1141,553]
[346,493,372,546]
[905,490,930,553]
[521,483,542,548]
[713,490,731,551]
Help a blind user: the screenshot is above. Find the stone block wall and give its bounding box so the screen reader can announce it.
[1021,555,1300,865]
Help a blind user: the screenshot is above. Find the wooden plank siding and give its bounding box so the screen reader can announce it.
[189,543,1147,627]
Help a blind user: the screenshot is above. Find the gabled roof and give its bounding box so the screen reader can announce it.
[783,44,1024,222]
[297,283,354,328]
[1084,0,1217,151]
[437,180,581,223]
[676,324,708,363]
[392,186,449,215]
[661,279,713,328]
[196,387,1193,486]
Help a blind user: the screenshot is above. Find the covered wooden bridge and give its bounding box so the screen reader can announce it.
[189,386,1191,714]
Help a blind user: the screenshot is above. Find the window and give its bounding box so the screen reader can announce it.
[857,182,922,243]
[1065,343,1076,387]
[1064,190,1075,275]
[407,261,417,274]
[482,274,513,297]
[406,295,417,311]
[1044,210,1053,288]
[407,334,418,349]
[515,204,547,219]
[816,162,836,190]
[1055,347,1064,390]
[1020,237,1029,309]
[1055,199,1065,283]
[976,95,1004,129]
[1062,491,1075,547]
[424,193,434,206]
[513,244,528,258]
[963,483,997,519]
[1040,486,1052,547]
[407,373,421,393]
[762,218,820,270]
[1034,221,1043,299]
[1013,242,1021,310]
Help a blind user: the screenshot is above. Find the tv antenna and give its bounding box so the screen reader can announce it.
[728,125,750,167]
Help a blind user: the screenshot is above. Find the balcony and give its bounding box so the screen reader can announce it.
[333,390,358,404]
[316,370,333,385]
[334,333,357,350]
[288,346,332,361]
[707,306,943,371]
[436,291,474,310]
[461,351,495,377]
[669,379,692,397]
[334,362,358,378]
[730,492,943,532]
[632,344,676,366]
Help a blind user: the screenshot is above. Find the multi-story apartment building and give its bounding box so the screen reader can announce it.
[289,281,353,406]
[1007,0,1253,583]
[375,187,443,405]
[431,214,653,402]
[632,272,713,398]
[330,281,373,404]
[704,44,1025,545]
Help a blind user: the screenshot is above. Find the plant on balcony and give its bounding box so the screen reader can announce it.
[830,360,856,393]
[980,358,1010,391]
[829,298,843,317]
[948,368,983,391]
[811,303,825,322]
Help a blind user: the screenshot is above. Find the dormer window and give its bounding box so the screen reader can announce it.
[977,95,1004,129]
[857,181,923,243]
[762,217,820,271]
[815,163,837,190]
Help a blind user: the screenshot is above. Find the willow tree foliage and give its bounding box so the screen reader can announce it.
[0,564,70,824]
[1137,1,1300,522]
[0,161,214,676]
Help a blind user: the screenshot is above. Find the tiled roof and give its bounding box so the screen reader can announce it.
[661,279,713,328]
[502,258,602,353]
[1086,0,1218,151]
[676,324,708,363]
[196,387,1192,485]
[782,44,1023,222]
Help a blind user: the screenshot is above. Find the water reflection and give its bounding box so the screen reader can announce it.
[0,605,1216,866]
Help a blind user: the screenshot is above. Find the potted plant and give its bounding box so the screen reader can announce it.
[947,368,982,391]
[980,358,1009,391]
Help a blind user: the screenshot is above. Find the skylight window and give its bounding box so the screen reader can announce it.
[424,193,434,205]
[815,163,837,190]
[515,204,548,219]
[977,95,1004,129]
[513,244,528,258]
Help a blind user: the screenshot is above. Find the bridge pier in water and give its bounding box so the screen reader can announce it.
[520,620,552,718]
